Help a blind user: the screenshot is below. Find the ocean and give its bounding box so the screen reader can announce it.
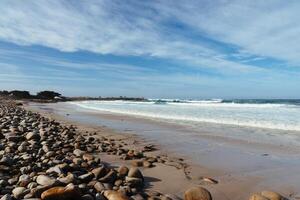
[69,99,300,132]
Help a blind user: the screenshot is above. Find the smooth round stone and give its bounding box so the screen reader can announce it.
[36,175,56,186]
[184,187,212,200]
[12,187,29,199]
[41,184,80,200]
[73,149,85,157]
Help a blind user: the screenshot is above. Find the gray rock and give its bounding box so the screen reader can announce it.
[0,194,12,200]
[12,187,29,199]
[36,175,56,186]
[73,149,85,157]
[81,194,94,200]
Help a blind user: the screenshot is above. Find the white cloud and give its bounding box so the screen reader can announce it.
[0,0,285,73]
[158,0,300,65]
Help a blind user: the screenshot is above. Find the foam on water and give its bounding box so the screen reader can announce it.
[69,100,300,131]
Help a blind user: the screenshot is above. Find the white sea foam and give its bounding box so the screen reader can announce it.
[69,100,300,131]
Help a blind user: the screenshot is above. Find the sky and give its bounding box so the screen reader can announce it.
[0,0,300,99]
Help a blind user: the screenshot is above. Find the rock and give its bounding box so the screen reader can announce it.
[91,167,106,179]
[12,187,29,199]
[0,156,13,166]
[125,177,143,187]
[31,185,52,198]
[118,165,129,178]
[0,194,12,200]
[131,160,143,167]
[82,154,94,161]
[261,191,283,200]
[26,132,40,141]
[99,170,117,183]
[95,193,106,200]
[94,182,105,192]
[78,173,94,183]
[73,149,84,157]
[130,194,144,200]
[103,190,129,200]
[81,194,94,200]
[143,161,153,168]
[249,194,269,200]
[58,174,75,185]
[127,167,143,181]
[0,179,8,187]
[18,174,31,187]
[184,187,212,200]
[36,175,56,186]
[41,184,81,200]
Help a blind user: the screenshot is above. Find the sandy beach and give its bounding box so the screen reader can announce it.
[23,101,300,200]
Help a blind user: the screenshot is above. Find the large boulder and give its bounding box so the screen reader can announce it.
[184,187,212,200]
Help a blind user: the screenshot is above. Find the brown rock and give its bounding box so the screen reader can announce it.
[41,184,81,200]
[117,165,129,177]
[128,167,143,181]
[92,167,107,179]
[261,191,283,200]
[184,187,212,200]
[249,193,269,200]
[131,160,143,167]
[103,190,129,200]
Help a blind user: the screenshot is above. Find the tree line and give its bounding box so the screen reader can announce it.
[0,90,63,100]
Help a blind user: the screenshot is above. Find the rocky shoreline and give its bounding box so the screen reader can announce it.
[0,100,288,200]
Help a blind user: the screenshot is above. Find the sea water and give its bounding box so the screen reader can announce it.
[69,99,300,132]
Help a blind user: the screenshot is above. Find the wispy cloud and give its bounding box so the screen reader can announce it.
[0,0,290,72]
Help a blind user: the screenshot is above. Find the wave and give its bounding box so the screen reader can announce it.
[70,100,300,131]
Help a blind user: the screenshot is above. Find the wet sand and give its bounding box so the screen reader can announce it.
[26,102,300,200]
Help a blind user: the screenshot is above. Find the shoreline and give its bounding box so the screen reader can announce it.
[23,101,300,199]
[24,102,219,197]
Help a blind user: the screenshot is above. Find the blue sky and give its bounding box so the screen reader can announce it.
[0,0,300,98]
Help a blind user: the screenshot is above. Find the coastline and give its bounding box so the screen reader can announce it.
[24,101,300,199]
